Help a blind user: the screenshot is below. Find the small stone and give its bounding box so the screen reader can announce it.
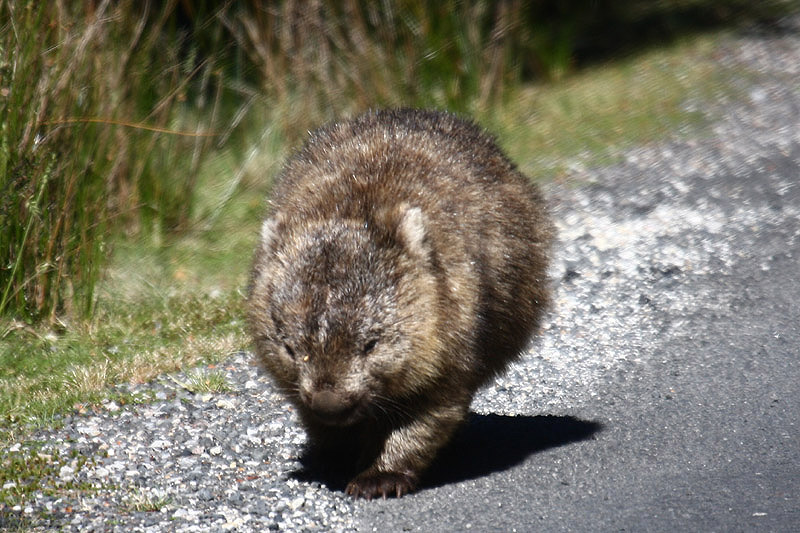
[750,87,767,103]
[59,465,75,481]
[209,445,223,456]
[288,496,305,511]
[77,423,101,437]
[178,456,197,468]
[216,398,236,409]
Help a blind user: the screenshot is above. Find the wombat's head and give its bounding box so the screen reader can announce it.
[248,205,441,426]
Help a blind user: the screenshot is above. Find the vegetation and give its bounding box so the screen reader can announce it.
[171,368,233,394]
[122,488,172,513]
[0,441,98,511]
[0,1,230,322]
[0,0,796,447]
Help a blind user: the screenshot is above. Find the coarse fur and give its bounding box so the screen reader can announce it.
[247,108,553,499]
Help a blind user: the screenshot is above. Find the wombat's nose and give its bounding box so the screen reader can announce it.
[310,389,354,420]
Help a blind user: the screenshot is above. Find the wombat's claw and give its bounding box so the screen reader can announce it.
[345,471,417,500]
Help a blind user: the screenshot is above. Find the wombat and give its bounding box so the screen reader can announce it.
[247,108,552,499]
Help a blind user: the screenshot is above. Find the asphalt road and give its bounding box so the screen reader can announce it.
[355,157,800,533]
[353,22,800,533]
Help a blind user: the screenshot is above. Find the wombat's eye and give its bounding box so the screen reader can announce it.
[363,338,378,355]
[283,343,296,359]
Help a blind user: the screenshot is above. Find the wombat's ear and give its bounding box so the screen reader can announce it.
[259,216,282,253]
[396,205,431,262]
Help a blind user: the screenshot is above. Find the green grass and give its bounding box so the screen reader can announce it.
[486,35,724,179]
[0,441,100,511]
[0,118,277,442]
[0,235,253,439]
[171,369,233,394]
[0,292,248,439]
[0,1,229,321]
[2,0,791,322]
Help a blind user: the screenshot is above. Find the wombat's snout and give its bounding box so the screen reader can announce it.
[305,389,359,424]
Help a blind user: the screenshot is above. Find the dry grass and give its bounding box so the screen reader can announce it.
[122,488,171,513]
[0,0,226,321]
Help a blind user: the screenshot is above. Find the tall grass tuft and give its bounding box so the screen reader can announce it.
[0,1,223,322]
[219,0,536,141]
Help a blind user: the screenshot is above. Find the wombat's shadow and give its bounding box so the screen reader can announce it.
[293,413,602,492]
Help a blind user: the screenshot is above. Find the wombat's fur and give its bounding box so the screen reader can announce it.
[247,109,552,499]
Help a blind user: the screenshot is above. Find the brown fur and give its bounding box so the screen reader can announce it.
[247,109,553,498]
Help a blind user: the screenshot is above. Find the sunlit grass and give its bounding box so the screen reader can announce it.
[0,291,248,442]
[488,35,725,179]
[0,1,229,322]
[171,368,233,394]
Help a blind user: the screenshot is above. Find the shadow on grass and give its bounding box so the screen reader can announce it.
[530,0,796,71]
[293,412,602,493]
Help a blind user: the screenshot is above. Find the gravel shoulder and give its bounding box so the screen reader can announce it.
[3,16,800,533]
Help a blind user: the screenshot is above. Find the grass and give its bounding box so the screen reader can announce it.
[0,1,228,322]
[171,368,233,394]
[0,262,250,442]
[122,488,172,513]
[0,117,275,442]
[0,441,99,512]
[2,0,791,321]
[485,35,723,179]
[218,0,793,142]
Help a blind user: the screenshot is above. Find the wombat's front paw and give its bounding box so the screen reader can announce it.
[345,470,418,499]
